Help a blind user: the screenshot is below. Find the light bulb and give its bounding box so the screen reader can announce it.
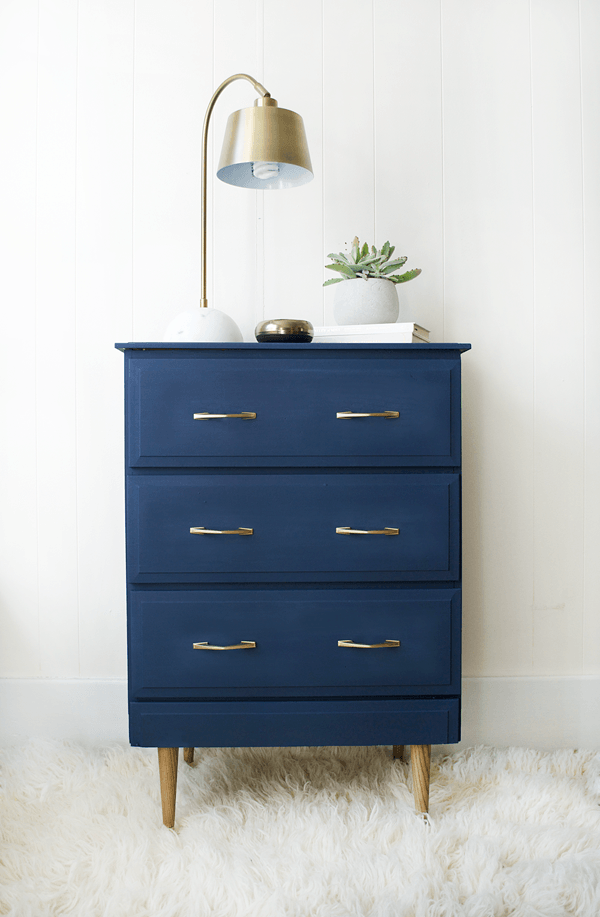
[252,161,280,180]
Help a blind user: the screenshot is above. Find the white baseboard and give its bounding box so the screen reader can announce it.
[1,677,599,750]
[0,679,129,747]
[441,674,600,753]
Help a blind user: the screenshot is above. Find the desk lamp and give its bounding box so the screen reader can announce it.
[163,73,313,342]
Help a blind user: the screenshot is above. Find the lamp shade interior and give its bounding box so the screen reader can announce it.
[217,160,312,189]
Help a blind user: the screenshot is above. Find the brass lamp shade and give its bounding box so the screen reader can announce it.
[217,98,313,189]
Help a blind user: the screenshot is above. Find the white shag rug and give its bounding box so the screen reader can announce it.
[1,742,600,916]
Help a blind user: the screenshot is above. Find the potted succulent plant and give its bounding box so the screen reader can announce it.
[324,237,421,324]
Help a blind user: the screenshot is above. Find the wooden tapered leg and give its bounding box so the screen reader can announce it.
[158,747,179,828]
[183,747,194,765]
[410,744,431,813]
[392,744,405,760]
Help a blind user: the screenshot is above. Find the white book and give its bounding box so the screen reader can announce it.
[312,321,430,344]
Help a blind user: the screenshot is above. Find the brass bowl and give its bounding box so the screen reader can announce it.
[255,318,314,343]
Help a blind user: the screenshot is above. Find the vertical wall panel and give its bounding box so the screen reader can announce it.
[581,0,600,674]
[35,0,79,676]
[0,1,40,675]
[374,0,443,338]
[530,0,584,675]
[133,0,209,342]
[322,0,375,325]
[442,0,535,676]
[263,0,323,329]
[75,0,134,676]
[580,0,600,674]
[211,0,260,342]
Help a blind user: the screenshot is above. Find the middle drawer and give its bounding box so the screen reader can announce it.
[127,473,459,583]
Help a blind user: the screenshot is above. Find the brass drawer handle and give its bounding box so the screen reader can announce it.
[190,526,253,535]
[193,412,256,419]
[336,526,399,535]
[336,411,399,419]
[193,640,257,651]
[338,638,401,649]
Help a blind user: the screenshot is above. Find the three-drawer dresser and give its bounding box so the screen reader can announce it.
[116,341,470,826]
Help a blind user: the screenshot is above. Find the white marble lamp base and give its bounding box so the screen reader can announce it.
[163,308,243,343]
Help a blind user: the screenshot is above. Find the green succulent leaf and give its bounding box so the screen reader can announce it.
[326,252,349,265]
[325,262,356,277]
[380,257,409,274]
[323,277,345,286]
[381,241,390,260]
[326,265,355,277]
[355,255,379,268]
[388,268,422,283]
[360,242,369,258]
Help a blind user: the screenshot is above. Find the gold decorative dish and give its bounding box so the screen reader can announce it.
[255,319,314,343]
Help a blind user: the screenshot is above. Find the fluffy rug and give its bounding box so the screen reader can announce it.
[1,742,600,916]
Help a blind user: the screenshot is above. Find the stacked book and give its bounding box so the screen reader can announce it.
[312,321,430,344]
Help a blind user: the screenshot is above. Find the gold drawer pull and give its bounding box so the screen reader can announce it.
[338,638,400,649]
[336,526,399,535]
[193,412,256,419]
[193,640,257,651]
[190,526,253,535]
[336,411,399,419]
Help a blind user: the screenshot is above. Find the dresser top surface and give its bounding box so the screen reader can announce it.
[115,342,471,353]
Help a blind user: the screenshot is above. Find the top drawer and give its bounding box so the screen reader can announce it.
[125,350,462,467]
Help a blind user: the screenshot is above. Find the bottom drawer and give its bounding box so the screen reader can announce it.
[129,697,460,747]
[129,588,460,697]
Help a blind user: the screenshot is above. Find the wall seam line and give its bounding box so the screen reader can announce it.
[321,0,325,323]
[74,0,82,677]
[372,0,376,243]
[34,0,41,676]
[131,0,136,343]
[439,0,445,343]
[257,0,265,323]
[528,0,536,674]
[577,0,586,673]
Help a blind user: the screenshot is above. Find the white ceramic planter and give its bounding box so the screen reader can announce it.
[333,277,399,325]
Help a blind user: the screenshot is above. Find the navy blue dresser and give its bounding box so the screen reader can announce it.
[116,342,470,825]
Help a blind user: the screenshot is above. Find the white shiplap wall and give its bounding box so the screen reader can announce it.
[0,0,598,745]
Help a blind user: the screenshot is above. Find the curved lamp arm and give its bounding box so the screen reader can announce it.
[200,73,270,308]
